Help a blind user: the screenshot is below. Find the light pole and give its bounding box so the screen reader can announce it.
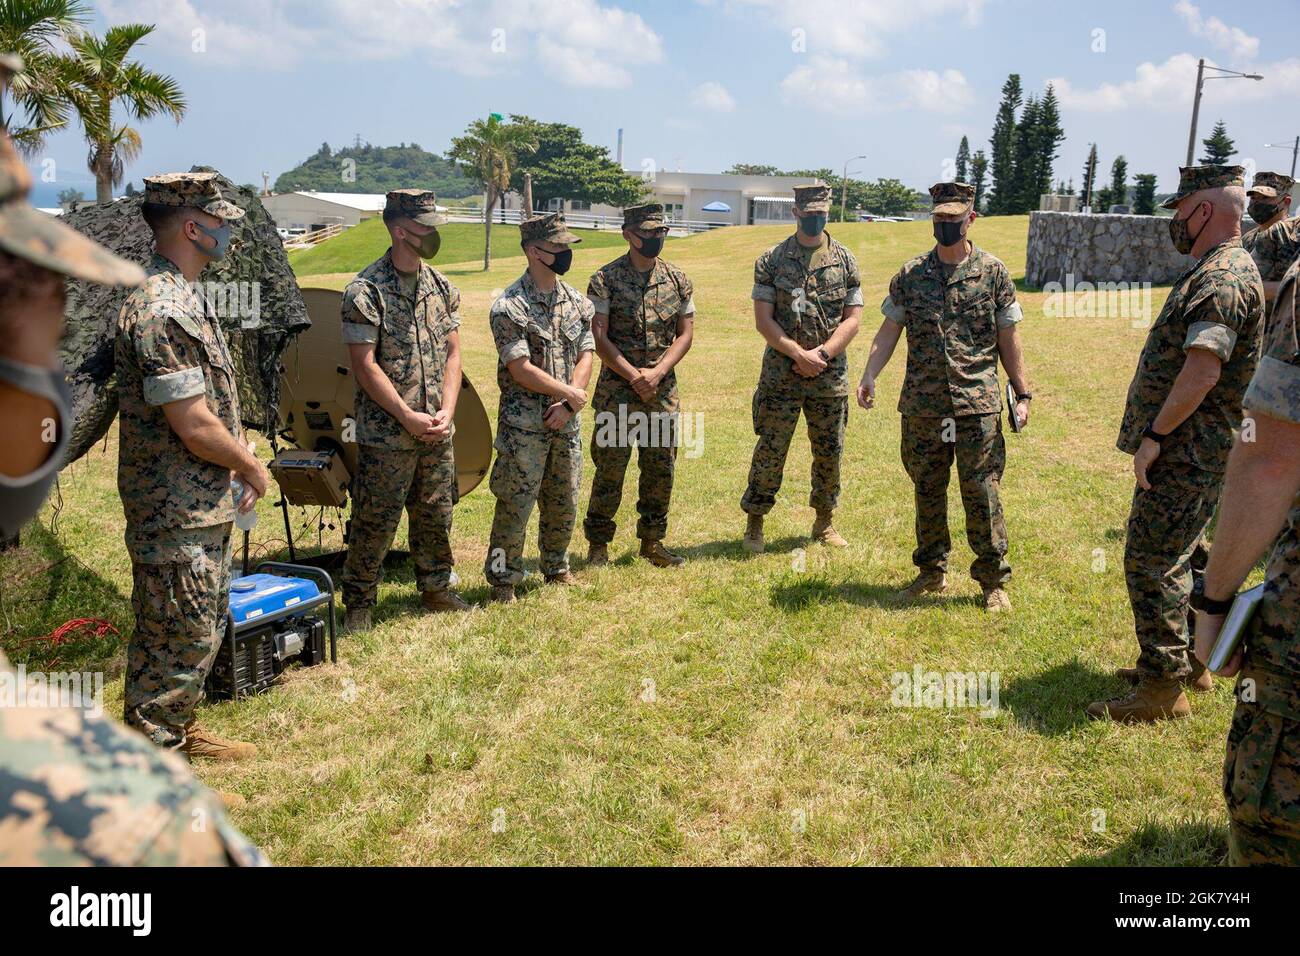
[1264,136,1300,179]
[840,154,866,222]
[1185,59,1264,167]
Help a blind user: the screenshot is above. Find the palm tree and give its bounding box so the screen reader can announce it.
[448,115,537,270]
[0,0,89,154]
[65,23,185,203]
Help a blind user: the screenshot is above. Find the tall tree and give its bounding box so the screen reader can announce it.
[1107,155,1128,208]
[1026,83,1065,210]
[970,150,988,211]
[1080,143,1099,209]
[1200,119,1236,165]
[65,24,185,203]
[1010,93,1040,213]
[1132,173,1158,215]
[955,135,970,183]
[0,0,90,154]
[507,115,644,210]
[448,114,538,271]
[986,73,1022,215]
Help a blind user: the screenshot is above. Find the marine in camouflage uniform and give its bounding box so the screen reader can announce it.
[484,213,595,600]
[340,190,466,621]
[1241,171,1298,301]
[0,53,142,539]
[1212,257,1300,865]
[1092,165,1265,722]
[584,203,695,566]
[115,173,250,751]
[0,649,265,866]
[741,183,863,549]
[876,183,1026,606]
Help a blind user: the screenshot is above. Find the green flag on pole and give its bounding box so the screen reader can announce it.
[489,112,503,122]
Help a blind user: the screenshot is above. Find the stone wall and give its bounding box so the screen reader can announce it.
[1024,210,1193,288]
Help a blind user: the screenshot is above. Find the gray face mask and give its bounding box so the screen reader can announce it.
[191,220,232,260]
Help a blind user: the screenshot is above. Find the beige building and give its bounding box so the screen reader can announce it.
[261,191,388,233]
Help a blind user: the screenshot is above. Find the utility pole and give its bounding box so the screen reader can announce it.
[1264,136,1300,179]
[840,154,866,222]
[1186,60,1264,167]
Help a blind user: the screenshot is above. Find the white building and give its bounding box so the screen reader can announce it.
[503,170,816,227]
[260,191,388,233]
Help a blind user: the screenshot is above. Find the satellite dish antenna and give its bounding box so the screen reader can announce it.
[267,287,492,565]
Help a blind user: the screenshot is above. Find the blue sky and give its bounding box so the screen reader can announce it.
[21,0,1300,207]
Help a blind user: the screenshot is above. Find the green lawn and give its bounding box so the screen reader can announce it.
[287,217,634,278]
[7,215,1238,865]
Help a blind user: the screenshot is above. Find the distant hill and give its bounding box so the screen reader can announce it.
[274,142,480,198]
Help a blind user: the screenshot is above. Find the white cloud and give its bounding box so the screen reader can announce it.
[780,56,974,114]
[1049,52,1298,113]
[724,0,985,58]
[99,0,663,87]
[1172,0,1260,62]
[691,81,736,112]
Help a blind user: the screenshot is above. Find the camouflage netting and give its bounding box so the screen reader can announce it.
[58,166,310,465]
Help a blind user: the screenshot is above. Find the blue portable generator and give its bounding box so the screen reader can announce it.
[207,562,338,701]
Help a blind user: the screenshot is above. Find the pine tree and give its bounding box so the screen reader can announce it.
[1199,120,1236,165]
[1133,173,1158,215]
[1010,94,1040,214]
[1108,155,1128,208]
[1030,84,1065,207]
[970,150,988,211]
[1081,144,1099,209]
[955,135,970,183]
[986,74,1022,215]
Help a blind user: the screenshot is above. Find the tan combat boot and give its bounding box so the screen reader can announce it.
[1116,655,1213,692]
[743,514,764,553]
[896,571,947,601]
[343,607,372,633]
[490,585,516,604]
[640,539,685,567]
[587,542,609,566]
[811,511,848,547]
[544,570,577,585]
[1086,679,1191,723]
[180,726,258,762]
[421,588,470,613]
[982,587,1012,613]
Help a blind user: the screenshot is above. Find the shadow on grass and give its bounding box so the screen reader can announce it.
[1001,657,1119,736]
[0,521,131,673]
[1070,819,1228,867]
[769,574,982,612]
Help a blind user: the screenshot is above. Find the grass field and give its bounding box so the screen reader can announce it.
[4,215,1241,865]
[287,217,633,279]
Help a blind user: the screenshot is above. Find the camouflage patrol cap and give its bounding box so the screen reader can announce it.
[0,130,144,286]
[623,202,666,232]
[520,211,581,245]
[385,188,446,226]
[1160,165,1246,209]
[793,182,832,212]
[1247,170,1296,201]
[143,171,245,220]
[930,182,976,216]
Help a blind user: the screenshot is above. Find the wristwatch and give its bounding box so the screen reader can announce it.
[1015,392,1033,402]
[1142,423,1170,445]
[1190,576,1234,615]
[818,347,831,363]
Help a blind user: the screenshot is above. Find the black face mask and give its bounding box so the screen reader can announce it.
[799,214,827,237]
[1248,200,1282,226]
[541,248,573,275]
[634,234,665,258]
[1168,201,1208,255]
[933,219,966,247]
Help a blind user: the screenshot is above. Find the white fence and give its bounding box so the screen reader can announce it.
[440,205,729,235]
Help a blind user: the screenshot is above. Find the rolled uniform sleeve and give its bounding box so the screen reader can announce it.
[587,270,610,315]
[132,309,207,406]
[490,302,530,364]
[577,295,596,353]
[881,271,907,326]
[1181,269,1250,362]
[992,262,1023,328]
[751,252,777,304]
[843,250,864,308]
[1244,267,1300,423]
[341,279,381,345]
[680,273,696,316]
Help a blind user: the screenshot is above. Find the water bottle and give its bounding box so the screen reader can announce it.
[231,479,258,532]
